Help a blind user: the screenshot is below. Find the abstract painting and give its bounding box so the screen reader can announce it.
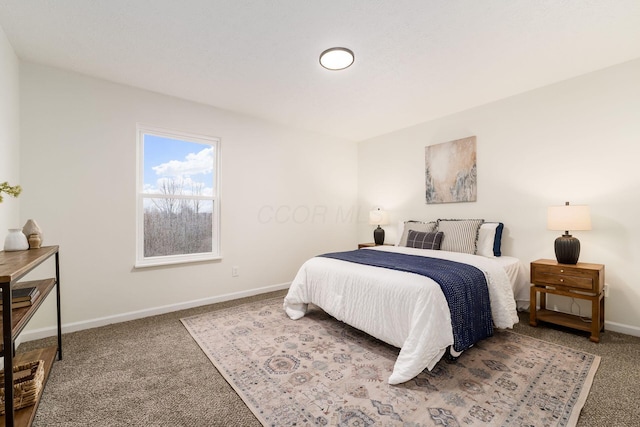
[425,136,477,204]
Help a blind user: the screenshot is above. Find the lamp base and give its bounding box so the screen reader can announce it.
[554,234,580,264]
[373,226,385,245]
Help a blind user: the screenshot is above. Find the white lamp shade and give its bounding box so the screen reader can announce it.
[369,209,389,226]
[547,205,591,231]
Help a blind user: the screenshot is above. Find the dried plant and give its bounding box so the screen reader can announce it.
[0,182,22,203]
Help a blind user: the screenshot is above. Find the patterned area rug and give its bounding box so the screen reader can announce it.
[181,297,600,427]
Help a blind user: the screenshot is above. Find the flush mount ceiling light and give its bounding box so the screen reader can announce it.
[319,47,354,70]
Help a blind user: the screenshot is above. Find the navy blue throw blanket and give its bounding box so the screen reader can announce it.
[319,250,493,352]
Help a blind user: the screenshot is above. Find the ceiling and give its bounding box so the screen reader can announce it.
[1,1,640,142]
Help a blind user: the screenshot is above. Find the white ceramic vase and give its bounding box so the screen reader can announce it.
[4,229,29,251]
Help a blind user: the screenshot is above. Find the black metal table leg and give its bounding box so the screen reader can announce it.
[55,251,62,360]
[2,282,15,426]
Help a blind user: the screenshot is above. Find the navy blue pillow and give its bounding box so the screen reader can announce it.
[491,223,504,256]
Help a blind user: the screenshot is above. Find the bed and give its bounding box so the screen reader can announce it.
[283,220,522,385]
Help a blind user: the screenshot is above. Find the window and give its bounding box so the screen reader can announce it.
[136,125,220,267]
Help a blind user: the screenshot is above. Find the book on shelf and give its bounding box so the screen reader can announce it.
[12,286,40,302]
[0,286,40,304]
[0,299,33,311]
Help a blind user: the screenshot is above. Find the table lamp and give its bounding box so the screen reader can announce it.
[369,208,389,245]
[547,202,591,264]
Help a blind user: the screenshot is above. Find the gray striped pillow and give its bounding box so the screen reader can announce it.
[399,220,437,246]
[436,219,484,254]
[407,230,444,250]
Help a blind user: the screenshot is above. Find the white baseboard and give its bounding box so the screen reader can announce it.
[20,286,640,344]
[605,320,640,337]
[19,282,291,343]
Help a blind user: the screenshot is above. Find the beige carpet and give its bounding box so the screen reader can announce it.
[182,297,600,427]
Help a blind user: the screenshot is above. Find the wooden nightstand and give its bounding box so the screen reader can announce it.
[357,243,391,249]
[530,259,605,342]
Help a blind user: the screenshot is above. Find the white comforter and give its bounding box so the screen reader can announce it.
[283,246,519,384]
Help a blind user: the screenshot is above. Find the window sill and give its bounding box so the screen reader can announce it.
[134,254,222,269]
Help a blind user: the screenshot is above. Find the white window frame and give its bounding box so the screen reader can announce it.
[135,124,221,268]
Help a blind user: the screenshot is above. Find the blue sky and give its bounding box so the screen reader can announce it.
[143,134,215,196]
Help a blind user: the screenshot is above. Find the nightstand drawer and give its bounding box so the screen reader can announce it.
[532,264,595,290]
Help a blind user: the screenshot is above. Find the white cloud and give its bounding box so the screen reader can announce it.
[144,147,214,197]
[152,147,214,177]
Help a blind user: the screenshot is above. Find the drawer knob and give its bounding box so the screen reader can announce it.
[560,269,564,273]
[560,278,564,282]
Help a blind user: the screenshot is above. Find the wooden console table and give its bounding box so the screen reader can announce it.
[0,246,62,426]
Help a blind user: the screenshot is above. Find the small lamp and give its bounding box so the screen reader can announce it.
[369,208,389,245]
[547,202,591,264]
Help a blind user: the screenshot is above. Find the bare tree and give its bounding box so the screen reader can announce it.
[151,178,183,215]
[144,178,212,257]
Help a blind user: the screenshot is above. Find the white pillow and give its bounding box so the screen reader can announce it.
[477,222,504,257]
[477,223,499,257]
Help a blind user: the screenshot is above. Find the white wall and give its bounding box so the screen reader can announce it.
[358,58,640,335]
[13,53,640,338]
[0,25,20,236]
[19,62,358,335]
